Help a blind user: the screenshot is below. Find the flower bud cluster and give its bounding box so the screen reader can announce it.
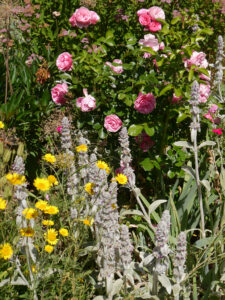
[152,210,171,275]
[189,81,201,134]
[12,156,29,228]
[118,127,136,187]
[215,35,224,86]
[60,117,78,216]
[96,182,120,280]
[61,117,72,151]
[173,232,187,283]
[119,224,133,270]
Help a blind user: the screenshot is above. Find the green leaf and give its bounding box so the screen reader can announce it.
[171,17,181,25]
[200,28,213,35]
[188,69,194,82]
[144,125,155,136]
[105,30,114,39]
[159,84,173,96]
[140,158,154,171]
[128,124,143,136]
[142,47,157,55]
[177,112,188,123]
[105,39,115,47]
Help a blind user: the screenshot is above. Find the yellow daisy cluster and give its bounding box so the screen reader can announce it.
[0,197,7,210]
[115,173,128,185]
[85,182,95,195]
[33,175,58,192]
[43,153,56,164]
[44,205,59,215]
[76,144,88,152]
[6,173,26,185]
[42,220,54,226]
[96,160,110,174]
[0,243,13,260]
[0,121,4,129]
[23,208,38,219]
[20,227,34,237]
[35,200,59,215]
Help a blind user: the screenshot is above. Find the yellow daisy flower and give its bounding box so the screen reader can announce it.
[23,208,38,219]
[85,182,95,195]
[42,220,54,226]
[6,173,26,185]
[48,175,58,186]
[35,200,48,211]
[44,205,59,215]
[96,160,110,174]
[44,245,54,253]
[43,153,56,164]
[20,227,34,237]
[44,229,58,245]
[80,217,94,227]
[76,144,88,152]
[115,173,128,185]
[0,198,7,210]
[0,121,4,129]
[59,228,69,237]
[0,243,13,260]
[33,178,50,192]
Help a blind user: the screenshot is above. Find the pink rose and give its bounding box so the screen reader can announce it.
[134,92,156,114]
[172,93,182,103]
[51,83,68,105]
[76,88,96,112]
[184,51,208,69]
[90,11,100,24]
[199,83,210,103]
[199,70,211,81]
[204,113,214,122]
[106,59,123,74]
[159,41,165,50]
[139,13,151,26]
[143,52,152,59]
[135,132,155,152]
[212,129,222,135]
[137,9,149,16]
[69,7,100,28]
[139,34,160,51]
[148,20,162,32]
[56,52,73,71]
[209,104,218,114]
[148,6,165,20]
[104,114,123,132]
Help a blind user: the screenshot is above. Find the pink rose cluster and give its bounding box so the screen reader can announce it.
[134,92,156,114]
[105,59,123,74]
[104,114,122,132]
[51,83,68,105]
[184,51,208,69]
[137,6,165,32]
[56,52,73,71]
[69,7,100,28]
[135,132,155,152]
[184,51,211,103]
[76,88,96,112]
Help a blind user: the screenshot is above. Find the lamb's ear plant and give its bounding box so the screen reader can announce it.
[174,81,216,239]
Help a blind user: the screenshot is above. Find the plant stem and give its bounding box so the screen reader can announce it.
[193,131,205,239]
